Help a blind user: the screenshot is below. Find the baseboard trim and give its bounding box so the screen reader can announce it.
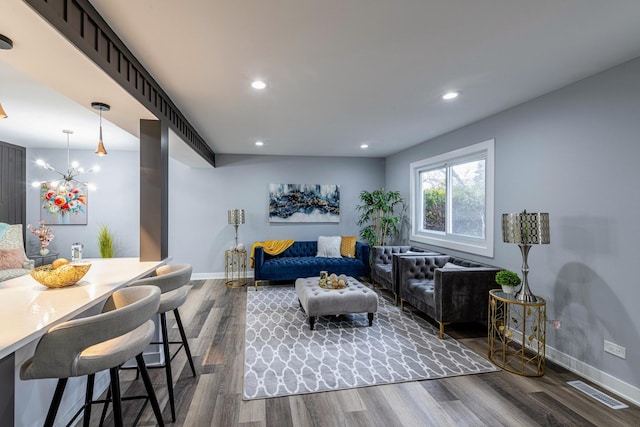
[510,329,640,406]
[545,344,640,407]
[191,272,255,280]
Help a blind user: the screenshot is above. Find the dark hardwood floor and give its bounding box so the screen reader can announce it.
[91,279,640,426]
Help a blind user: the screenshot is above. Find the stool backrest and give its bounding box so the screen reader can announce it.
[133,263,192,294]
[27,285,160,378]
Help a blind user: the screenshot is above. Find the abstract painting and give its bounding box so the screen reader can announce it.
[269,184,340,223]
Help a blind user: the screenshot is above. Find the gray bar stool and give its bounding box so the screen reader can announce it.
[20,285,164,427]
[132,263,195,422]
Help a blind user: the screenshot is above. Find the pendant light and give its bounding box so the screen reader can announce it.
[91,102,110,156]
[32,129,99,188]
[0,34,12,119]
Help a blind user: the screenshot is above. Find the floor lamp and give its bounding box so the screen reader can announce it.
[502,210,550,302]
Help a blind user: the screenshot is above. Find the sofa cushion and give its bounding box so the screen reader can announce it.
[316,236,342,258]
[0,248,25,270]
[260,256,365,277]
[406,279,435,308]
[0,268,30,282]
[340,236,357,258]
[376,263,393,284]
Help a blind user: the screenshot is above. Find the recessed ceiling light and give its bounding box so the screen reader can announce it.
[442,91,461,100]
[360,144,369,149]
[255,141,264,146]
[251,80,267,90]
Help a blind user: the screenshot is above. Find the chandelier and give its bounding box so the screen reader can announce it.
[32,129,100,189]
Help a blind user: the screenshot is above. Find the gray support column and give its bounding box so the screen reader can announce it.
[0,354,14,426]
[140,119,168,261]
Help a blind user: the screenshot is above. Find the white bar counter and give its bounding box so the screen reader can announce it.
[0,257,167,426]
[0,257,166,359]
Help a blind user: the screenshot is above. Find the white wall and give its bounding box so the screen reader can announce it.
[168,154,385,276]
[25,148,139,259]
[386,56,640,400]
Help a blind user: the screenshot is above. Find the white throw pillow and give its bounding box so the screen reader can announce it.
[443,262,466,269]
[316,236,342,258]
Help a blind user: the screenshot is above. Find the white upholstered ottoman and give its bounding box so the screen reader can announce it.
[295,276,378,330]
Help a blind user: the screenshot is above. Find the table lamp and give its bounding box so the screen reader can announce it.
[502,210,550,302]
[228,209,245,250]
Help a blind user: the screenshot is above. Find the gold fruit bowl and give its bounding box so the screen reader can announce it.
[30,263,92,288]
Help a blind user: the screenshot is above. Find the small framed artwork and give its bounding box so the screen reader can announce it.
[40,182,88,225]
[269,183,340,223]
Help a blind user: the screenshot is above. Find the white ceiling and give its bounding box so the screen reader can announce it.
[0,0,154,152]
[2,1,640,159]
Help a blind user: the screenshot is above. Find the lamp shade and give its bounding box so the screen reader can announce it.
[228,209,245,225]
[502,210,550,245]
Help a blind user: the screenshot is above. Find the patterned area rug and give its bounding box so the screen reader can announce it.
[243,286,497,400]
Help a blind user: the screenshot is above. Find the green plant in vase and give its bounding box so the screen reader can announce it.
[97,224,115,258]
[495,270,521,294]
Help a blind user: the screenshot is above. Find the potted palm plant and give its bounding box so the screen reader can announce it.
[495,270,521,294]
[356,188,404,247]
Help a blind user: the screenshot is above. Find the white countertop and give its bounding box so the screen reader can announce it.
[0,257,167,360]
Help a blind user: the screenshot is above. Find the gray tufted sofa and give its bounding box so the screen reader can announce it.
[398,254,501,338]
[370,245,439,304]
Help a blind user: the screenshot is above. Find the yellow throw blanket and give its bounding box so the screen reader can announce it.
[250,240,295,268]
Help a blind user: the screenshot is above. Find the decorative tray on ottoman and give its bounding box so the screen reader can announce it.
[319,273,349,290]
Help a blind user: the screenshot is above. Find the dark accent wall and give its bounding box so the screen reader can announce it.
[24,0,216,167]
[0,141,26,227]
[140,120,168,261]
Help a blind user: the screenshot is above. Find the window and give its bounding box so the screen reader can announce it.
[410,139,494,257]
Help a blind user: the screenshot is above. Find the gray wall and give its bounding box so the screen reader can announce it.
[168,154,385,275]
[25,148,385,274]
[386,57,640,391]
[25,148,139,259]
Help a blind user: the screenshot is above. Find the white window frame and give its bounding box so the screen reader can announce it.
[409,139,494,257]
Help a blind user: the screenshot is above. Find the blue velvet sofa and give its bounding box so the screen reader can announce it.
[253,240,370,288]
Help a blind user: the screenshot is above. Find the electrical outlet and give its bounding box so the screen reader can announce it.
[604,340,626,359]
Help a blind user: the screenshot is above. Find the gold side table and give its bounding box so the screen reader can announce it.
[488,289,546,376]
[225,249,247,288]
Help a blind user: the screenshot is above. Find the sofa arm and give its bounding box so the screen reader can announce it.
[23,258,35,270]
[433,267,502,323]
[253,246,265,278]
[355,242,370,275]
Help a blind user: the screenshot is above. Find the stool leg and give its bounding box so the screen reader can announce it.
[99,386,111,426]
[160,312,176,422]
[174,308,196,377]
[109,367,124,427]
[83,374,95,427]
[136,353,165,427]
[44,378,67,427]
